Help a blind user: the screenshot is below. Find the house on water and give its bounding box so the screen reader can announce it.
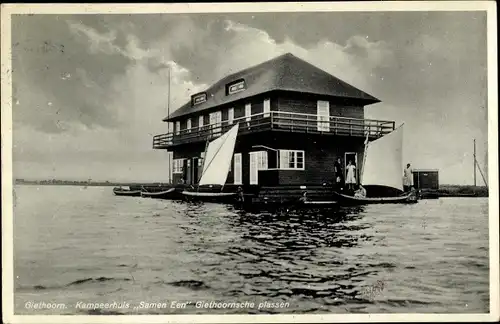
[152,53,396,201]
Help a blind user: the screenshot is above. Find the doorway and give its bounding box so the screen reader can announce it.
[191,157,199,184]
[184,159,192,184]
[344,152,358,184]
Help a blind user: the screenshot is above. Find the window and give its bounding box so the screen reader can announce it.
[199,115,204,128]
[263,99,271,118]
[256,151,268,170]
[228,108,234,125]
[279,150,305,170]
[167,122,174,133]
[226,79,246,95]
[249,151,268,185]
[175,121,180,135]
[187,118,191,133]
[192,92,207,105]
[245,103,251,122]
[173,159,184,173]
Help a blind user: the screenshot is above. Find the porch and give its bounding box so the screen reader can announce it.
[153,111,396,149]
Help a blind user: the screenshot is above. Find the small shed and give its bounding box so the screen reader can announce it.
[412,169,439,190]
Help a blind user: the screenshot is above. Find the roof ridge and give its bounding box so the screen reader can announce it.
[203,52,293,93]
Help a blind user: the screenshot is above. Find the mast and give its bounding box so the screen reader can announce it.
[167,65,171,121]
[360,130,370,183]
[473,139,477,186]
[473,138,488,187]
[167,65,172,184]
[197,139,210,191]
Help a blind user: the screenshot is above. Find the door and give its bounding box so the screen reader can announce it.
[185,159,192,184]
[317,100,330,132]
[263,99,271,118]
[192,157,199,184]
[209,111,222,137]
[245,104,252,122]
[249,152,258,185]
[344,152,358,184]
[182,159,188,183]
[167,151,173,184]
[234,153,242,185]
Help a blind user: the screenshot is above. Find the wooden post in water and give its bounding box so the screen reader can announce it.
[473,139,477,187]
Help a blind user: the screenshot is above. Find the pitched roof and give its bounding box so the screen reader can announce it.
[166,53,380,121]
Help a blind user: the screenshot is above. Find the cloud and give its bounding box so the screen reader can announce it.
[11,13,488,185]
[68,21,122,56]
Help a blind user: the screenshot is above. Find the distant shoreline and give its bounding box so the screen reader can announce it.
[14,180,489,197]
[437,185,489,198]
[14,180,170,187]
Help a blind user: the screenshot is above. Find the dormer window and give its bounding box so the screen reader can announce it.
[226,79,246,95]
[192,92,207,106]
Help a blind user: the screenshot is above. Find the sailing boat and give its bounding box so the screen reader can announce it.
[181,123,240,202]
[332,125,418,205]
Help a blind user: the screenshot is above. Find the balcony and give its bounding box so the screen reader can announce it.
[153,111,396,149]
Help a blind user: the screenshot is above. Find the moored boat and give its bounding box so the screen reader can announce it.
[333,125,419,205]
[141,187,176,199]
[181,123,240,202]
[332,190,417,205]
[183,187,238,203]
[113,187,142,197]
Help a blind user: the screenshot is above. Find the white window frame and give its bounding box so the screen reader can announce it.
[187,118,192,133]
[173,158,184,174]
[263,99,271,118]
[175,121,180,135]
[278,150,305,170]
[228,107,234,125]
[199,115,204,128]
[233,153,242,185]
[249,151,268,185]
[317,100,330,132]
[245,103,251,122]
[256,151,268,170]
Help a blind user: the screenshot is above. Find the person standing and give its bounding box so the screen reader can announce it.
[403,163,413,192]
[334,157,344,189]
[345,160,356,191]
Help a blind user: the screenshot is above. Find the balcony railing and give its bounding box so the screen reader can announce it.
[153,111,396,149]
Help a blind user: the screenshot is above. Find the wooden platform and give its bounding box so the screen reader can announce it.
[124,183,338,205]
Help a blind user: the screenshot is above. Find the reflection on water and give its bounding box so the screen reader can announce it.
[13,186,489,314]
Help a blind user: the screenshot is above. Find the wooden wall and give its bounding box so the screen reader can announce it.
[275,93,365,119]
[171,90,367,134]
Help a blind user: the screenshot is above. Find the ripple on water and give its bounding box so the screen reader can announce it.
[13,186,490,314]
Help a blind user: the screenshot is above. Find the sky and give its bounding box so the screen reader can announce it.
[11,11,490,184]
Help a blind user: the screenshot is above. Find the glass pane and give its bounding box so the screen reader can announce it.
[288,151,295,168]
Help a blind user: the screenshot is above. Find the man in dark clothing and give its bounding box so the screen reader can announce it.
[334,158,344,190]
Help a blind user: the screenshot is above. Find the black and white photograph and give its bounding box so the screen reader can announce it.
[1,2,498,323]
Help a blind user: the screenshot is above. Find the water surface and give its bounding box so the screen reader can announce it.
[13,185,489,314]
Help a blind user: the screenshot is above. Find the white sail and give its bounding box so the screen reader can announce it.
[199,123,239,186]
[361,125,404,191]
